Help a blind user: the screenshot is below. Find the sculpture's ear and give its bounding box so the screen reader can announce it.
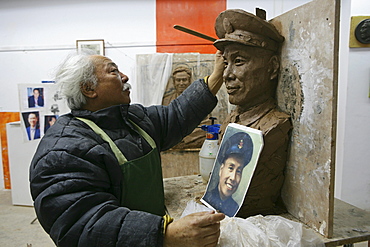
[268,55,280,80]
[81,83,97,99]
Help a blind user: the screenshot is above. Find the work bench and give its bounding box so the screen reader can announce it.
[163,175,370,246]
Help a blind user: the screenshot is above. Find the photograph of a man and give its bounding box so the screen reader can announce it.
[28,87,44,108]
[202,125,260,217]
[44,115,57,133]
[23,111,41,141]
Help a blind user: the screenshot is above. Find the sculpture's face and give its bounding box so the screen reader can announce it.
[223,43,276,109]
[360,20,370,40]
[173,71,191,94]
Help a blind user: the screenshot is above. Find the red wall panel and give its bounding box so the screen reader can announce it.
[0,112,20,189]
[156,0,226,53]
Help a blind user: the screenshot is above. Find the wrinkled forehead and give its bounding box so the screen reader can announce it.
[90,55,113,66]
[90,55,116,69]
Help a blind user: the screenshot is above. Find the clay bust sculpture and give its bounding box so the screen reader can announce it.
[214,9,292,217]
[162,66,211,149]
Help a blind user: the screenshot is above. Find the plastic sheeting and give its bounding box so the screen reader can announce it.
[181,200,325,247]
[136,53,173,106]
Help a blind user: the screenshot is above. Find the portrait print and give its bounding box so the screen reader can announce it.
[22,111,41,141]
[27,87,44,108]
[44,115,58,133]
[201,123,264,217]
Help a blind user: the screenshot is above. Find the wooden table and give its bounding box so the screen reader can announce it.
[163,175,370,246]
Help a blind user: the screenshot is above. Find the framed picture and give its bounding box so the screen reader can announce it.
[76,39,105,55]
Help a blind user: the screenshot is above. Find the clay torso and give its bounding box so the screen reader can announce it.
[219,99,292,217]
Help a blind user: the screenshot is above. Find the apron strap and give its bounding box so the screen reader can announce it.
[76,117,156,163]
[128,120,156,149]
[76,117,128,164]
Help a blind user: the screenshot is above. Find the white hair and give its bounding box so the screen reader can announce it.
[55,50,98,110]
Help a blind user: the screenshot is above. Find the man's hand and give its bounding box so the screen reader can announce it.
[207,50,225,96]
[163,211,225,247]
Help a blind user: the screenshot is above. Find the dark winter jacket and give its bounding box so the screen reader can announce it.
[29,79,217,247]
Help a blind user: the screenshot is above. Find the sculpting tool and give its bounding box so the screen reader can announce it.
[173,25,216,42]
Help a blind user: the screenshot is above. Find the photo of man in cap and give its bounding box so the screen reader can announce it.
[214,9,292,217]
[202,130,254,217]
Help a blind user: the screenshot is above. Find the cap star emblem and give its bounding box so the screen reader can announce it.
[238,140,244,149]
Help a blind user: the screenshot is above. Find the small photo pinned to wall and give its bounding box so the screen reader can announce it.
[27,87,44,108]
[44,115,58,133]
[21,111,41,141]
[201,123,264,217]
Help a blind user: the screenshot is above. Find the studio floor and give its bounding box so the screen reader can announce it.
[0,189,54,247]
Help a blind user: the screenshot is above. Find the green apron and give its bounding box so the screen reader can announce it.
[77,117,165,216]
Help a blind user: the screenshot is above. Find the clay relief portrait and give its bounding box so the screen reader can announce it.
[161,53,229,150]
[214,9,292,217]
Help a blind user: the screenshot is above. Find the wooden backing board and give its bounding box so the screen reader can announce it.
[271,0,340,237]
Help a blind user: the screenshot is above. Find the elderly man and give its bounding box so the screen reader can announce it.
[29,51,225,247]
[214,9,292,217]
[203,132,253,217]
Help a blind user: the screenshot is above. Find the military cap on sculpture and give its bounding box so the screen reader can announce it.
[214,9,284,52]
[218,132,253,167]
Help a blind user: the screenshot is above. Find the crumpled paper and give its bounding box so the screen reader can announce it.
[181,200,325,247]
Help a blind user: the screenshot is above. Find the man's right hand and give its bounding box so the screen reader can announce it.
[163,211,225,247]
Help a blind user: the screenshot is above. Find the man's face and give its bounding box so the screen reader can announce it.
[218,155,243,201]
[49,117,56,126]
[91,55,131,109]
[223,44,274,109]
[33,89,40,99]
[173,71,191,94]
[28,113,38,127]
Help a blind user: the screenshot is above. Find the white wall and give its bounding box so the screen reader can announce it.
[1,0,369,212]
[0,0,156,112]
[336,0,370,211]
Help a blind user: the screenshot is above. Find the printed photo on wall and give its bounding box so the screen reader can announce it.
[22,111,41,141]
[18,83,69,142]
[44,115,58,133]
[201,123,264,217]
[27,87,44,108]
